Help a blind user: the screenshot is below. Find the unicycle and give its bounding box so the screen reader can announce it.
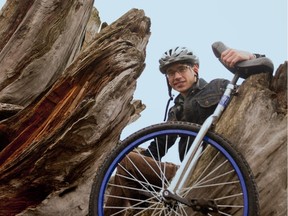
[89,41,274,216]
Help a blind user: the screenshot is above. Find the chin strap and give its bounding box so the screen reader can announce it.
[163,78,174,121]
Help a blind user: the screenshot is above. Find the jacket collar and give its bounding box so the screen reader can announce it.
[187,78,207,95]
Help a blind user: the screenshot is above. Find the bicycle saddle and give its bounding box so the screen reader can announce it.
[212,41,274,79]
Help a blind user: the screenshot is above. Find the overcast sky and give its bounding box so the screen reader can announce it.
[0,0,287,141]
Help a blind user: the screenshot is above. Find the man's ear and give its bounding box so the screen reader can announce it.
[192,64,199,74]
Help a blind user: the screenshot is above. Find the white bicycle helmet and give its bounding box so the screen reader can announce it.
[159,46,199,73]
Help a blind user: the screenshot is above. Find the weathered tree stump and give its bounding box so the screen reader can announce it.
[0,2,150,215]
[215,62,287,215]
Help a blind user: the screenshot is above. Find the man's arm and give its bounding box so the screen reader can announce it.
[142,101,183,160]
[142,135,177,161]
[221,48,265,68]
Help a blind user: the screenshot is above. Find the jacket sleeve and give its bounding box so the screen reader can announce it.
[142,98,183,160]
[142,134,178,161]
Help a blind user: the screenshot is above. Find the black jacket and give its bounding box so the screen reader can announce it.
[143,78,229,161]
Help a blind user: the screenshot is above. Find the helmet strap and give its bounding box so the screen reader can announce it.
[195,73,199,82]
[163,78,174,121]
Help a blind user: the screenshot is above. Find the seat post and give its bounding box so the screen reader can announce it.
[230,72,240,85]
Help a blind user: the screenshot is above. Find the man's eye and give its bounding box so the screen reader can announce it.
[179,67,186,72]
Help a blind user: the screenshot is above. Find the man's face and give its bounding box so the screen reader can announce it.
[166,63,198,96]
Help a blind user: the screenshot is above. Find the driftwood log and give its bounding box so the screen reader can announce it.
[0,1,149,215]
[0,1,287,215]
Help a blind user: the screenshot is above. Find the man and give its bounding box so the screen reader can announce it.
[105,45,264,215]
[143,46,260,161]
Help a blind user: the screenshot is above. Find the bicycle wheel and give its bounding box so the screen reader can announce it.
[89,121,259,216]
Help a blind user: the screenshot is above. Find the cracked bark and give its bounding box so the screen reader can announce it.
[0,1,149,215]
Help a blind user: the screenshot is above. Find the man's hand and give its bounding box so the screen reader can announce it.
[221,49,255,68]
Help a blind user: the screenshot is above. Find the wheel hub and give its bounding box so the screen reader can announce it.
[162,189,219,214]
